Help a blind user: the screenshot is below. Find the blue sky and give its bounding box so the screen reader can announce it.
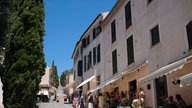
[43,0,117,76]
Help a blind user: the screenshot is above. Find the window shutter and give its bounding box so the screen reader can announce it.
[82,39,86,48]
[78,60,82,76]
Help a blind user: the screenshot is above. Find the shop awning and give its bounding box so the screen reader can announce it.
[180,72,192,85]
[37,90,49,96]
[87,73,122,93]
[76,74,96,89]
[121,60,148,75]
[87,61,148,93]
[138,57,186,84]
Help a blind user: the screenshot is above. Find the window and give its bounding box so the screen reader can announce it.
[93,28,96,39]
[125,1,132,29]
[82,38,86,48]
[146,0,153,6]
[151,25,160,46]
[92,26,102,41]
[97,75,101,85]
[84,56,86,72]
[74,70,76,80]
[111,20,116,43]
[93,47,96,65]
[97,44,101,63]
[127,35,135,65]
[97,26,102,35]
[112,49,118,74]
[88,51,92,69]
[87,36,90,46]
[186,20,192,50]
[87,82,90,90]
[78,60,82,76]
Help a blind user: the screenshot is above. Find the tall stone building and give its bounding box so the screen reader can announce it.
[72,0,192,107]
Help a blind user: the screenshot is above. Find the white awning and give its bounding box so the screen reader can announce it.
[37,90,49,96]
[87,73,122,93]
[121,60,148,75]
[76,75,96,89]
[180,72,192,85]
[138,57,186,84]
[87,61,148,93]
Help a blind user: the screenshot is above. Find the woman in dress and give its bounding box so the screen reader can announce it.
[98,93,104,108]
[88,92,94,108]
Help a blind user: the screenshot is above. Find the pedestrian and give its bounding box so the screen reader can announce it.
[98,93,104,108]
[105,92,111,108]
[73,96,79,108]
[169,96,178,105]
[78,96,85,108]
[175,94,186,108]
[94,95,99,108]
[162,96,177,108]
[139,88,145,99]
[87,92,94,108]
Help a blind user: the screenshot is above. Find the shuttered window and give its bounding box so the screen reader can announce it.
[84,56,86,72]
[88,51,92,69]
[186,21,192,50]
[112,49,118,74]
[97,44,101,63]
[93,47,96,65]
[125,1,132,29]
[151,25,160,46]
[127,35,134,65]
[78,60,82,76]
[111,20,116,43]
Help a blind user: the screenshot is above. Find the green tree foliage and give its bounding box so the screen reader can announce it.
[1,0,46,107]
[60,69,72,87]
[0,0,9,76]
[51,60,59,88]
[0,0,9,47]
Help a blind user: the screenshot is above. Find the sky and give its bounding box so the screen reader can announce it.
[43,0,117,76]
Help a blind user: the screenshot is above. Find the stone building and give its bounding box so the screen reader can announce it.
[72,0,192,107]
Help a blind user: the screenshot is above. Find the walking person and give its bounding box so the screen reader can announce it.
[88,92,94,108]
[98,93,104,108]
[175,94,186,108]
[105,92,111,108]
[78,96,85,108]
[168,96,177,105]
[162,95,177,108]
[73,96,79,108]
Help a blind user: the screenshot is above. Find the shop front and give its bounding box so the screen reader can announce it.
[87,61,148,107]
[138,55,192,108]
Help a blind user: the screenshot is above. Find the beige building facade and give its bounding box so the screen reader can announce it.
[72,12,109,95]
[72,0,192,107]
[38,66,56,102]
[64,73,75,96]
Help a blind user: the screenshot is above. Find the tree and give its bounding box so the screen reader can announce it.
[0,0,9,76]
[0,0,9,48]
[51,60,59,88]
[60,69,72,87]
[1,0,46,107]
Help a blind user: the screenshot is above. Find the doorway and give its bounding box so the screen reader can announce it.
[129,79,137,103]
[155,75,168,107]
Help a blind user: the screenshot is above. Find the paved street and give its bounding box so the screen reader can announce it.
[37,102,73,108]
[37,80,73,108]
